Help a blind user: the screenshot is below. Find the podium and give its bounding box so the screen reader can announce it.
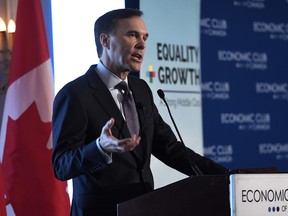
[117,175,230,216]
[118,168,280,216]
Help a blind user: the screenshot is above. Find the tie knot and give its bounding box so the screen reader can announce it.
[115,81,129,96]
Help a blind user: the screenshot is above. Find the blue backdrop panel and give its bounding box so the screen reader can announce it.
[201,0,288,171]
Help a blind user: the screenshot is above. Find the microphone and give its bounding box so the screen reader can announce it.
[157,89,203,176]
[136,102,145,111]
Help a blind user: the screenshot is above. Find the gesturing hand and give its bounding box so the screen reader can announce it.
[99,118,141,153]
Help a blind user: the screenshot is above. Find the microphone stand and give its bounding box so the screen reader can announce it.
[157,89,203,176]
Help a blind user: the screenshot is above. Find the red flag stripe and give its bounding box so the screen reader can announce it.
[0,0,70,215]
[0,164,6,216]
[7,0,50,87]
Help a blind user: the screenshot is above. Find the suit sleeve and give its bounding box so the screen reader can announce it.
[52,86,107,181]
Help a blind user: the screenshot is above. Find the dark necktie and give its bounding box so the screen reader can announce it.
[115,81,140,136]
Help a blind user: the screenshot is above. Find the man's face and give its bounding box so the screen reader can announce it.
[105,16,149,73]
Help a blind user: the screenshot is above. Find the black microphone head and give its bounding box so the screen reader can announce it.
[136,102,145,110]
[157,89,165,99]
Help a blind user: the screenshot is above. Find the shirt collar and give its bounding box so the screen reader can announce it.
[96,61,128,90]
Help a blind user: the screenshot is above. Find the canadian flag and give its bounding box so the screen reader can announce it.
[0,164,6,215]
[0,0,70,215]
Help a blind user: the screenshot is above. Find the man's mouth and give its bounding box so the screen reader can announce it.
[131,53,142,62]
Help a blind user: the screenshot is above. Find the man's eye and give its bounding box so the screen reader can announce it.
[129,33,136,37]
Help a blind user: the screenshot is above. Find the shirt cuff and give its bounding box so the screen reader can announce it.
[96,138,112,164]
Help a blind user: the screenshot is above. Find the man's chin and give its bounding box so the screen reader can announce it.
[129,62,142,71]
[131,65,142,72]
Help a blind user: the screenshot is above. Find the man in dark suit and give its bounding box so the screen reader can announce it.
[52,8,228,216]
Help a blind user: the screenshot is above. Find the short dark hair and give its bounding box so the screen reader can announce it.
[94,8,143,58]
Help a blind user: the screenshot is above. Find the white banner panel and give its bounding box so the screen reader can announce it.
[140,0,202,188]
[230,174,288,216]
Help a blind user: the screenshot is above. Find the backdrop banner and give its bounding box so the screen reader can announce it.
[201,0,288,172]
[139,0,202,188]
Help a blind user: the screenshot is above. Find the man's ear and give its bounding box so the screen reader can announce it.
[100,33,110,48]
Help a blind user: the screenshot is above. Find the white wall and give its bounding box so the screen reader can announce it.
[51,0,125,93]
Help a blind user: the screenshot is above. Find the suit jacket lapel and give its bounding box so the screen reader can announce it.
[85,66,130,138]
[86,67,145,170]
